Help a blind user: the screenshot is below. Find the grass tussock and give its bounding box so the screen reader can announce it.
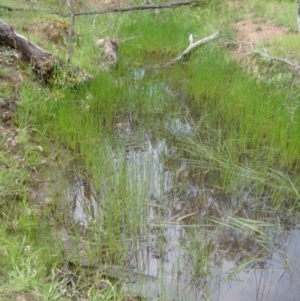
[186,47,300,170]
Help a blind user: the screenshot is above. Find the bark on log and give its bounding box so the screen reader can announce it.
[0,18,61,82]
[0,18,84,83]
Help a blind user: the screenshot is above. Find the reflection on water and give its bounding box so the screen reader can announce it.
[211,228,300,301]
[67,115,300,300]
[69,174,100,230]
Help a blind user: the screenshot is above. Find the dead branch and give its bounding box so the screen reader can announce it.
[254,51,300,73]
[146,30,220,69]
[72,0,202,16]
[0,18,86,83]
[0,0,202,17]
[175,30,219,61]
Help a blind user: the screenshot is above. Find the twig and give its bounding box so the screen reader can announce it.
[117,36,141,43]
[221,38,256,47]
[72,0,201,17]
[146,30,220,69]
[0,0,202,17]
[92,13,99,28]
[254,51,300,72]
[175,30,219,61]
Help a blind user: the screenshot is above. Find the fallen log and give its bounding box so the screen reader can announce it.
[0,18,86,83]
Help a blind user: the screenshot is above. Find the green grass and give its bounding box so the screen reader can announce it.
[262,34,300,61]
[2,0,300,299]
[186,46,300,169]
[182,46,300,208]
[248,0,297,30]
[0,138,65,300]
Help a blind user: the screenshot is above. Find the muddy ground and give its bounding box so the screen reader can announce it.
[232,18,289,65]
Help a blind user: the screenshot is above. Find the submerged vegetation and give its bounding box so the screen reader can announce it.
[185,46,300,203]
[1,0,300,300]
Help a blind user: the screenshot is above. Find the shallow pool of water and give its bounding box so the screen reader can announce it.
[63,115,300,300]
